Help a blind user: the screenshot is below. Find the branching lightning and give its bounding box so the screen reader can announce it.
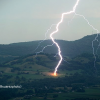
[49,0,99,75]
[74,13,99,69]
[34,24,56,53]
[50,0,80,76]
[35,43,54,57]
[35,0,99,76]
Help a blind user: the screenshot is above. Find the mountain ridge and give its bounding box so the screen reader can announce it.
[0,34,100,63]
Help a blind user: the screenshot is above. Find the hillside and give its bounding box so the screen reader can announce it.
[0,34,100,63]
[0,53,100,100]
[2,52,100,77]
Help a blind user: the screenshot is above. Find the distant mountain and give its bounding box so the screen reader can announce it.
[0,34,100,63]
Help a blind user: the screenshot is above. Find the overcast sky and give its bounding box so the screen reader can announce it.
[0,0,100,44]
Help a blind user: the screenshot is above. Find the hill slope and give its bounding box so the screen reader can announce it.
[1,53,100,78]
[0,34,100,62]
[0,53,100,100]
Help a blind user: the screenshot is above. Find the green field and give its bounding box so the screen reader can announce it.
[1,53,100,100]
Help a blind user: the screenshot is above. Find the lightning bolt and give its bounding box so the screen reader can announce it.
[49,0,100,75]
[35,43,54,57]
[35,0,99,76]
[50,0,80,76]
[74,13,99,70]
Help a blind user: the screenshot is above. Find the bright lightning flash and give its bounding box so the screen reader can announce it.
[54,72,57,76]
[51,72,57,76]
[43,72,58,77]
[50,0,80,75]
[35,0,99,75]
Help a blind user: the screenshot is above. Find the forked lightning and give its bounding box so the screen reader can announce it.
[35,0,99,76]
[50,0,80,76]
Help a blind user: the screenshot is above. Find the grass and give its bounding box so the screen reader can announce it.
[0,53,84,80]
[1,65,83,80]
[57,69,82,76]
